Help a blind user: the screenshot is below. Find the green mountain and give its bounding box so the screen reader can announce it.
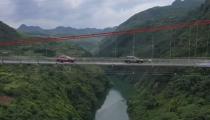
[0,22,91,57]
[18,24,115,37]
[98,0,210,120]
[0,21,20,41]
[17,25,116,54]
[0,65,110,120]
[0,20,109,120]
[98,0,205,57]
[119,0,205,30]
[104,0,210,120]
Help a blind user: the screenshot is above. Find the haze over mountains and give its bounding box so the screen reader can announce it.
[0,0,210,120]
[18,24,116,37]
[17,24,116,54]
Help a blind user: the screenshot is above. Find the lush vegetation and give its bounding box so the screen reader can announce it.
[0,41,91,57]
[0,21,110,120]
[127,68,210,120]
[98,0,210,120]
[17,25,115,54]
[0,21,20,42]
[0,65,110,120]
[98,0,205,57]
[0,21,92,57]
[1,0,210,119]
[127,1,210,119]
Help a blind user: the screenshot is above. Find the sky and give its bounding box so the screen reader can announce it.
[0,0,175,29]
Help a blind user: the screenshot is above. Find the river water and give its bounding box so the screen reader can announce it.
[95,89,129,120]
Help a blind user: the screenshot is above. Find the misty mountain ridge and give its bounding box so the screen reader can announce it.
[118,0,205,30]
[18,24,116,37]
[99,0,206,57]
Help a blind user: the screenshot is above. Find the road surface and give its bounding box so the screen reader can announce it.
[1,57,210,67]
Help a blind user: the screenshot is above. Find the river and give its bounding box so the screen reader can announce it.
[95,89,129,120]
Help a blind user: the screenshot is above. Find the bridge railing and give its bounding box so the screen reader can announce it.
[1,56,210,65]
[76,57,123,62]
[152,58,210,65]
[0,56,56,64]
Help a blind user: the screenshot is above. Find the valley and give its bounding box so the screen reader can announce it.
[0,0,210,120]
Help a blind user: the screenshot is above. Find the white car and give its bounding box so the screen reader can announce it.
[124,56,144,63]
[148,59,152,62]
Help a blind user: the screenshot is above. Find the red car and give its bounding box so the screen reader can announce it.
[56,55,75,63]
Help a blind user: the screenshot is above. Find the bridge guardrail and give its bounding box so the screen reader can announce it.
[1,56,210,66]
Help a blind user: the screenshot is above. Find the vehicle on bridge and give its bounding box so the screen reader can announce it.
[56,55,75,63]
[124,56,144,63]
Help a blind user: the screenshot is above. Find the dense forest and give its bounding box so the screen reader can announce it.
[128,1,210,119]
[0,21,110,120]
[1,0,210,120]
[99,0,210,119]
[0,65,109,120]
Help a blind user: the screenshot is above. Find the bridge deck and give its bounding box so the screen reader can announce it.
[1,57,210,67]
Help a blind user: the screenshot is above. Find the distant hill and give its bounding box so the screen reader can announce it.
[18,24,116,37]
[0,21,20,41]
[18,25,116,54]
[0,22,91,57]
[98,0,205,57]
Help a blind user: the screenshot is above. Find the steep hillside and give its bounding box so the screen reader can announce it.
[0,65,110,120]
[0,21,20,41]
[71,38,103,55]
[119,0,205,30]
[0,21,110,120]
[127,67,210,120]
[98,0,205,57]
[0,22,91,57]
[111,0,210,120]
[98,0,210,120]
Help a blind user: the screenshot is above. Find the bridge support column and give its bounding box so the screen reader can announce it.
[206,25,210,57]
[195,24,199,57]
[0,56,3,64]
[37,59,39,65]
[19,56,22,64]
[132,33,136,56]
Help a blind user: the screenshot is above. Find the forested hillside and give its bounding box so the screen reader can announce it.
[0,21,20,42]
[98,0,205,57]
[0,21,91,57]
[0,21,110,120]
[98,0,210,119]
[130,1,210,119]
[0,65,109,120]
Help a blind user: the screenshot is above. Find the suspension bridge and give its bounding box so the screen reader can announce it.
[0,20,210,67]
[1,57,210,68]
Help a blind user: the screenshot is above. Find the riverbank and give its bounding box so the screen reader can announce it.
[95,89,129,120]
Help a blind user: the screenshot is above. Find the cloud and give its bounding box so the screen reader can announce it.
[63,0,84,9]
[0,0,15,19]
[0,0,174,29]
